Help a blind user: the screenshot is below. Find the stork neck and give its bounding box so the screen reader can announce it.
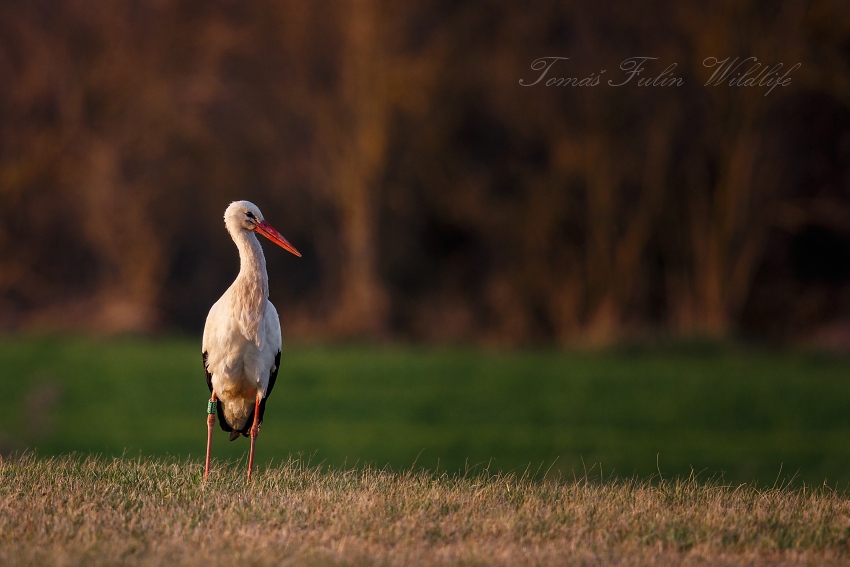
[234,230,269,294]
[223,224,271,347]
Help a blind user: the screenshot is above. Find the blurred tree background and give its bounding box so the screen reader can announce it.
[1,0,849,347]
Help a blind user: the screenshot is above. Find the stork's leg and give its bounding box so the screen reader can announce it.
[205,392,218,482]
[247,394,261,482]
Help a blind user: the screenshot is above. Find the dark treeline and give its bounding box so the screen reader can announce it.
[1,0,849,346]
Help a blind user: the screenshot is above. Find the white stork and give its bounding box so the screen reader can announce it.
[202,200,301,481]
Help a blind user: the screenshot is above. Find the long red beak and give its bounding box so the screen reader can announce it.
[254,220,302,257]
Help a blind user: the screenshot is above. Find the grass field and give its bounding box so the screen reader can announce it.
[1,337,850,486]
[2,454,850,566]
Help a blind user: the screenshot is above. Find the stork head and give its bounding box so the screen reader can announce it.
[224,200,301,257]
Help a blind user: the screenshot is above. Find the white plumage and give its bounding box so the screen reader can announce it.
[202,200,301,481]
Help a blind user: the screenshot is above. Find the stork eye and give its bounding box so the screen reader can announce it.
[246,212,256,220]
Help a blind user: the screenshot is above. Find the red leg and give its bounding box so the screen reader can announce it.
[247,394,261,482]
[205,392,217,482]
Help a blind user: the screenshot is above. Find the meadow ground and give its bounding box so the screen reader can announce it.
[1,454,849,566]
[1,337,849,486]
[3,338,850,565]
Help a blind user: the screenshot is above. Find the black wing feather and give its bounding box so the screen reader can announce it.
[203,351,213,393]
[266,350,281,398]
[257,349,281,425]
[203,350,234,433]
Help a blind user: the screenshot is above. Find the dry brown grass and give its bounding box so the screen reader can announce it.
[1,454,849,566]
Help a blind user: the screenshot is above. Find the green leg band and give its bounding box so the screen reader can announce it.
[207,400,217,415]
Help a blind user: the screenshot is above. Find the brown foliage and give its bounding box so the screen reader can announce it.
[0,0,849,344]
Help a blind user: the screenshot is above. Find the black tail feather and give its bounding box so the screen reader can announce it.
[218,402,265,440]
